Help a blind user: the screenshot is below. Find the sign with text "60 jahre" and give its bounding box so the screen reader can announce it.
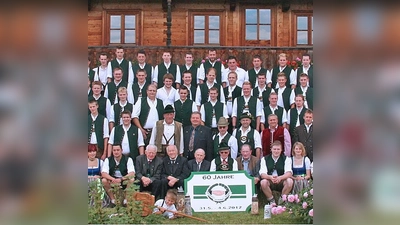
[184,171,255,212]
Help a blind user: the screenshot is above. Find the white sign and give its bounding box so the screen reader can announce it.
[184,171,254,212]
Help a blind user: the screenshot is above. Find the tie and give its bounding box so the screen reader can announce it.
[188,128,195,151]
[148,160,152,164]
[197,162,201,171]
[223,159,227,165]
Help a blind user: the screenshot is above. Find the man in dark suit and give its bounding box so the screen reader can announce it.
[183,112,214,162]
[293,109,313,162]
[135,145,163,200]
[187,148,211,172]
[160,145,190,198]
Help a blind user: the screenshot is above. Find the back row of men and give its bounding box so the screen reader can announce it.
[89,47,313,91]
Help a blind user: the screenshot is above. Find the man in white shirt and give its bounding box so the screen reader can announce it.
[108,111,145,161]
[210,141,238,171]
[88,100,109,160]
[222,56,248,88]
[107,46,134,84]
[101,143,135,207]
[156,73,178,107]
[153,51,181,89]
[259,141,293,205]
[132,84,165,145]
[213,117,238,159]
[267,53,296,89]
[200,87,229,135]
[195,68,225,111]
[149,105,184,157]
[198,48,225,85]
[232,112,262,159]
[260,92,288,130]
[93,52,112,90]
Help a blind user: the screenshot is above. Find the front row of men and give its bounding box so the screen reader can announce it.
[100,139,310,207]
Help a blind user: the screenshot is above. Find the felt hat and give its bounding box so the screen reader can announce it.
[164,105,175,114]
[240,112,252,120]
[217,117,229,126]
[218,141,230,151]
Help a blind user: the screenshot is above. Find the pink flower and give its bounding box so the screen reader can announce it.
[282,194,287,201]
[271,202,277,207]
[296,57,301,61]
[205,56,209,60]
[302,202,308,209]
[309,209,313,217]
[271,207,277,215]
[294,194,299,201]
[287,194,295,202]
[282,206,286,211]
[201,59,205,63]
[216,58,220,61]
[303,192,309,198]
[310,188,313,195]
[296,198,300,203]
[276,206,284,214]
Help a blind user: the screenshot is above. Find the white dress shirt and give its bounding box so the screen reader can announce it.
[108,125,145,155]
[133,98,160,129]
[156,86,177,107]
[222,67,248,87]
[210,157,239,171]
[200,100,229,128]
[89,114,109,144]
[153,63,181,84]
[259,156,292,176]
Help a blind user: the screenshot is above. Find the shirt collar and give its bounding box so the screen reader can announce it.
[163,120,175,125]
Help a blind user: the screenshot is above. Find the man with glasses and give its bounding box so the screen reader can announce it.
[210,142,238,171]
[213,117,238,159]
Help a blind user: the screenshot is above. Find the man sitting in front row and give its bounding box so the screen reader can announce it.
[210,142,238,171]
[259,140,293,205]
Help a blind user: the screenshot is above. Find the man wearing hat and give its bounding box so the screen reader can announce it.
[149,104,184,158]
[232,112,262,160]
[213,117,238,159]
[210,141,238,171]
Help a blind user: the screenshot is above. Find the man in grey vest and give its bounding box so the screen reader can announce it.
[149,105,184,158]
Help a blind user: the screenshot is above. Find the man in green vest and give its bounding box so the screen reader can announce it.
[274,73,292,112]
[213,117,238,159]
[195,67,225,111]
[290,73,313,110]
[104,67,130,104]
[180,52,200,87]
[101,143,136,208]
[200,87,228,135]
[210,141,238,171]
[248,55,268,87]
[259,140,293,205]
[292,53,313,88]
[173,86,197,127]
[199,48,224,85]
[88,57,96,84]
[132,84,165,146]
[149,105,184,158]
[132,50,154,85]
[153,51,181,89]
[88,81,111,119]
[260,92,288,130]
[232,81,262,131]
[88,100,109,160]
[107,46,134,84]
[131,69,149,104]
[108,110,145,162]
[252,73,274,109]
[176,70,197,101]
[232,112,262,159]
[268,53,296,89]
[108,87,134,132]
[224,71,242,134]
[287,95,307,143]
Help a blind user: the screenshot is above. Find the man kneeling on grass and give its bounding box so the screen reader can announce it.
[153,189,178,219]
[101,143,135,208]
[259,140,293,204]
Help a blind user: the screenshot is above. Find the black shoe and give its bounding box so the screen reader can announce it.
[107,202,116,208]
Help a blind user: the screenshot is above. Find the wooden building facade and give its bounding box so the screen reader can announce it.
[88,0,313,70]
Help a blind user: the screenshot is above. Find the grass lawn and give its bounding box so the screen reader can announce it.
[97,207,307,224]
[159,210,306,224]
